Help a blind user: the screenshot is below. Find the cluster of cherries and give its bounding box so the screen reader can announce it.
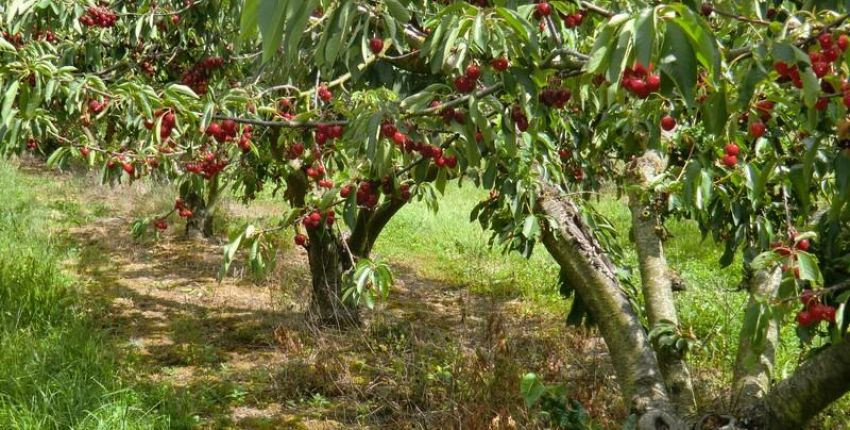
[774,33,848,104]
[79,6,117,28]
[174,198,193,218]
[181,56,225,95]
[305,163,332,189]
[301,209,334,230]
[796,290,837,328]
[314,123,344,145]
[153,218,168,231]
[438,104,467,125]
[539,85,572,109]
[454,64,482,94]
[380,122,457,168]
[1,32,24,48]
[144,109,177,139]
[32,29,57,43]
[721,142,740,168]
[346,181,381,208]
[205,119,239,144]
[26,138,38,151]
[185,152,229,179]
[561,10,586,28]
[512,105,529,132]
[107,154,136,176]
[317,85,333,103]
[621,63,661,99]
[277,98,296,120]
[286,142,306,160]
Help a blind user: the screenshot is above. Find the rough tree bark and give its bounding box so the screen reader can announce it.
[732,267,782,408]
[628,151,697,416]
[740,336,850,430]
[536,187,681,429]
[183,176,220,239]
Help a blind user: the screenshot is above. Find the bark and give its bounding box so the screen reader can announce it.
[306,226,359,326]
[536,187,681,429]
[732,267,781,408]
[183,176,221,239]
[628,151,696,416]
[740,336,850,430]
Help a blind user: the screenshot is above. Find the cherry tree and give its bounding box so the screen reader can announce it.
[2,0,850,427]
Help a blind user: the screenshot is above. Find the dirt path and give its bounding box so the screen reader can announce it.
[44,169,623,429]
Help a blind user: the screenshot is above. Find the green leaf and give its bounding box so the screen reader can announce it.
[700,87,728,135]
[796,252,822,285]
[520,373,546,407]
[1,81,19,123]
[632,7,656,69]
[801,67,819,108]
[256,0,289,63]
[584,23,616,74]
[384,0,411,23]
[521,214,538,239]
[239,0,260,47]
[659,21,697,108]
[472,13,487,52]
[281,0,319,67]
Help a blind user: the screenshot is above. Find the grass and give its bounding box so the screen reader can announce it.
[0,161,183,430]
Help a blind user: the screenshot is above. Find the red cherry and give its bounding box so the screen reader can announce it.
[749,122,766,138]
[800,290,818,308]
[646,74,661,92]
[819,33,834,49]
[491,57,509,72]
[79,147,91,157]
[660,115,676,131]
[122,162,135,175]
[724,143,740,156]
[838,34,849,51]
[536,2,551,17]
[465,64,482,81]
[206,122,221,136]
[369,37,384,54]
[294,234,307,246]
[700,3,713,16]
[796,239,810,251]
[796,310,816,327]
[721,154,738,168]
[340,185,352,198]
[221,119,237,136]
[392,131,407,146]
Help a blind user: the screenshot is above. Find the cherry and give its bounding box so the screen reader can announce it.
[491,57,509,72]
[724,143,740,156]
[721,154,738,168]
[700,3,713,16]
[206,122,221,136]
[122,162,135,175]
[340,184,352,198]
[171,14,180,25]
[796,239,810,251]
[154,218,168,231]
[453,76,475,93]
[380,122,397,138]
[645,74,661,92]
[660,115,676,131]
[559,149,571,159]
[294,234,307,246]
[749,121,766,138]
[815,97,829,111]
[288,142,305,159]
[369,37,384,54]
[466,63,482,81]
[819,33,834,49]
[839,34,849,51]
[79,147,91,157]
[392,131,407,146]
[221,119,237,136]
[800,290,818,308]
[317,85,333,102]
[796,310,816,327]
[536,2,551,17]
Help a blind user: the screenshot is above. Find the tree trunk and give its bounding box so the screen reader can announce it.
[183,177,220,239]
[306,226,359,326]
[628,151,697,416]
[536,187,681,429]
[732,267,781,408]
[739,336,850,430]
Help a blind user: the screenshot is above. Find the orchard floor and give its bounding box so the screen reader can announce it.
[31,162,621,429]
[12,159,850,429]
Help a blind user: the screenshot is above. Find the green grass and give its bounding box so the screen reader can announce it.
[374,182,565,312]
[374,182,805,397]
[0,161,180,430]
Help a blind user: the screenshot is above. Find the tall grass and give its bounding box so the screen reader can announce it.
[0,162,172,430]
